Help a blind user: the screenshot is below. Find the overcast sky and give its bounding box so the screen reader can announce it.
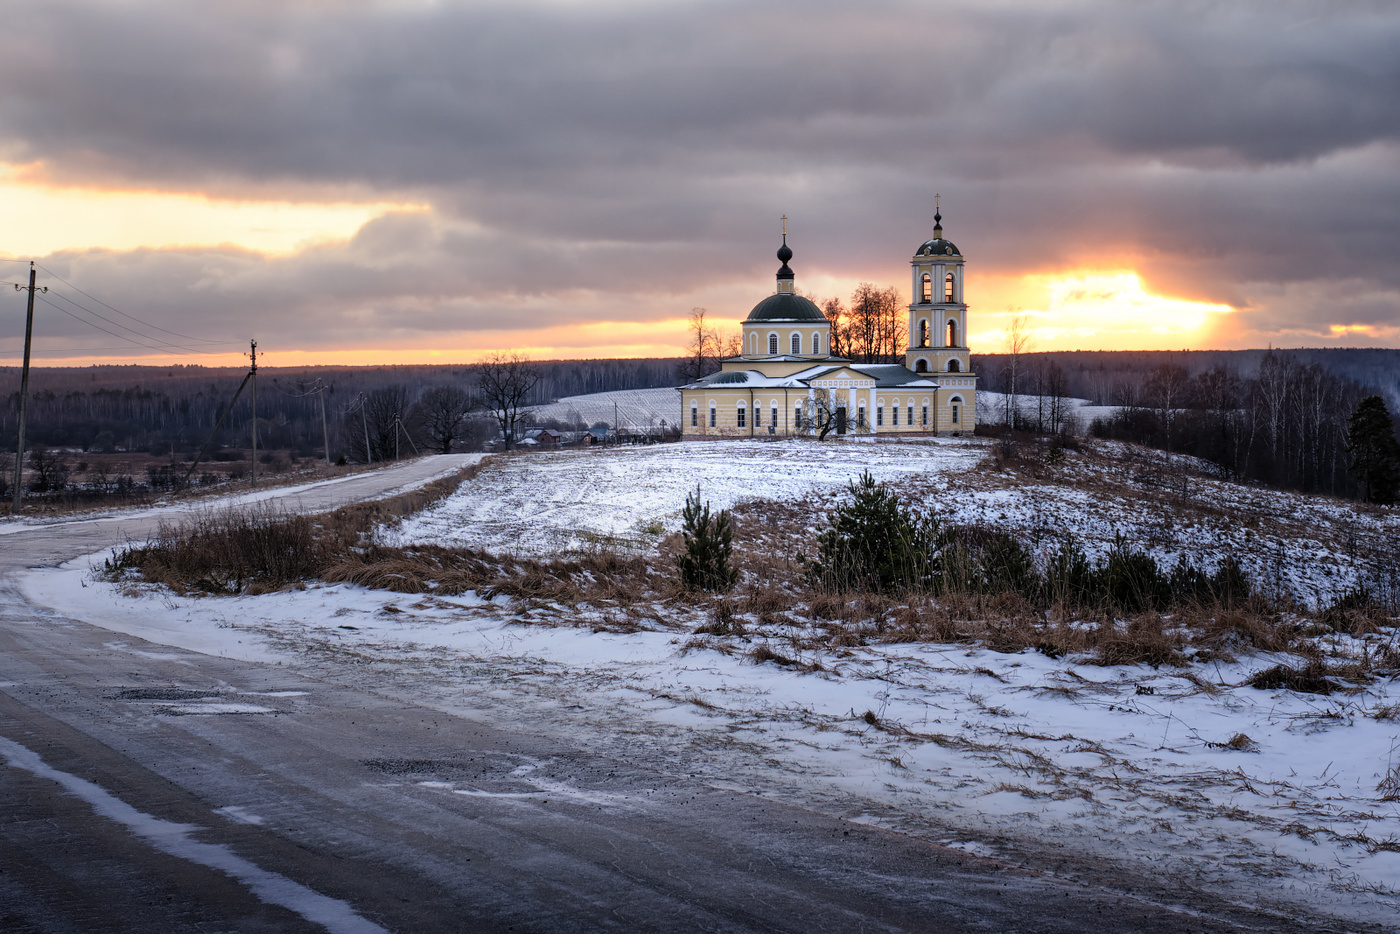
[1,0,1397,364]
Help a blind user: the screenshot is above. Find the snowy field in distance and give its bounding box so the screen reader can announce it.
[531,387,679,431]
[392,438,1397,607]
[389,439,984,556]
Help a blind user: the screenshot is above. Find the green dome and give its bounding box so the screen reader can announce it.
[746,293,826,322]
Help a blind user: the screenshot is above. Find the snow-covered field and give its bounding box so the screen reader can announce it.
[389,438,983,555]
[22,436,1400,928]
[531,387,679,432]
[393,438,1397,607]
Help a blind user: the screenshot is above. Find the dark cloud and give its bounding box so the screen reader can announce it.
[1,0,1397,356]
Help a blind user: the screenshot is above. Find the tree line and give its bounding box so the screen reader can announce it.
[0,358,680,462]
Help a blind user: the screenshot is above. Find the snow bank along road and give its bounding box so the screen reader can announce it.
[0,453,1346,933]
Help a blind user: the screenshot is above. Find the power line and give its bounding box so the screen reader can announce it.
[42,288,240,355]
[35,262,239,345]
[35,294,210,357]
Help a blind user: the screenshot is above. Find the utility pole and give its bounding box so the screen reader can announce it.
[12,262,46,512]
[317,381,330,465]
[249,339,258,488]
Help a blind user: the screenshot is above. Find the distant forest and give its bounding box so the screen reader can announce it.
[0,358,680,462]
[973,348,1400,409]
[972,347,1400,502]
[3,349,1397,501]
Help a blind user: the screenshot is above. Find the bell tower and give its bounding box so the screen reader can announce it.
[905,197,970,377]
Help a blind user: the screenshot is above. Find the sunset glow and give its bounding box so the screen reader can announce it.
[973,272,1236,353]
[0,164,425,257]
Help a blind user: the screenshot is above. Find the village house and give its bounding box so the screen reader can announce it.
[679,211,978,439]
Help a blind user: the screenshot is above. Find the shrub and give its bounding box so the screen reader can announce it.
[676,486,737,593]
[808,472,941,594]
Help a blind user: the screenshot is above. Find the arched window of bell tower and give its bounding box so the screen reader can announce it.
[947,358,961,373]
[921,273,932,304]
[919,319,929,347]
[914,358,928,373]
[944,272,955,302]
[768,333,778,355]
[946,319,957,347]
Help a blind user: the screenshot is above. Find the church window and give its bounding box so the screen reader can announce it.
[922,403,928,426]
[736,403,746,428]
[812,333,821,355]
[908,404,914,426]
[768,333,778,355]
[921,272,932,303]
[948,358,961,373]
[709,405,716,428]
[876,405,884,427]
[755,405,761,427]
[771,405,778,427]
[892,403,898,426]
[791,333,801,355]
[946,319,957,347]
[944,272,955,302]
[748,333,755,356]
[795,406,803,429]
[691,403,698,427]
[919,319,929,347]
[950,395,963,425]
[914,358,928,373]
[857,402,866,428]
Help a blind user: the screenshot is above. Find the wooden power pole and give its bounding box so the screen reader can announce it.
[12,262,46,512]
[249,339,258,488]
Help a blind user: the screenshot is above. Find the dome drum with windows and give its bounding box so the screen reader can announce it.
[679,209,977,439]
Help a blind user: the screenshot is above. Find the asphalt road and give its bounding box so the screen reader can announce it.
[0,459,1347,933]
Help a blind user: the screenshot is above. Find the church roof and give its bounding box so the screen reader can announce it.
[916,238,960,257]
[915,209,960,257]
[849,364,939,388]
[746,293,827,322]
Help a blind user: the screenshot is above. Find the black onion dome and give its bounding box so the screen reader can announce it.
[916,210,960,256]
[777,237,793,264]
[916,238,961,257]
[746,293,827,322]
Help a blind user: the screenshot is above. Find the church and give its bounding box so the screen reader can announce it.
[679,210,978,439]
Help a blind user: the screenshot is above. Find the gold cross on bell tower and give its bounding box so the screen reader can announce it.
[781,214,787,237]
[935,193,940,214]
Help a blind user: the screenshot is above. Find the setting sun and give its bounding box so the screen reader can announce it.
[973,271,1235,352]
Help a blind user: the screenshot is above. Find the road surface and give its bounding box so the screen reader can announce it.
[0,458,1350,932]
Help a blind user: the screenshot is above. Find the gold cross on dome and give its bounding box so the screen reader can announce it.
[781,214,787,237]
[935,193,940,213]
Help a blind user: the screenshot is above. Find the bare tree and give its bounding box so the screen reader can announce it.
[412,385,473,454]
[678,307,720,382]
[1003,312,1032,428]
[364,385,411,461]
[477,352,539,451]
[821,297,848,359]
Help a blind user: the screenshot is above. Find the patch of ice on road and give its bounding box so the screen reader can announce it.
[155,702,275,716]
[0,735,387,934]
[214,805,267,825]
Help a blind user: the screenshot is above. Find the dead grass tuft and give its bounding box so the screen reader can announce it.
[750,645,797,667]
[1247,660,1336,695]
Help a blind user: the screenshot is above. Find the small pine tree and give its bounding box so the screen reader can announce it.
[1346,396,1400,504]
[677,486,737,593]
[809,471,940,594]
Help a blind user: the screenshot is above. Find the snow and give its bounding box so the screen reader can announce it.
[16,435,1400,927]
[390,439,985,556]
[531,387,679,432]
[392,438,1397,607]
